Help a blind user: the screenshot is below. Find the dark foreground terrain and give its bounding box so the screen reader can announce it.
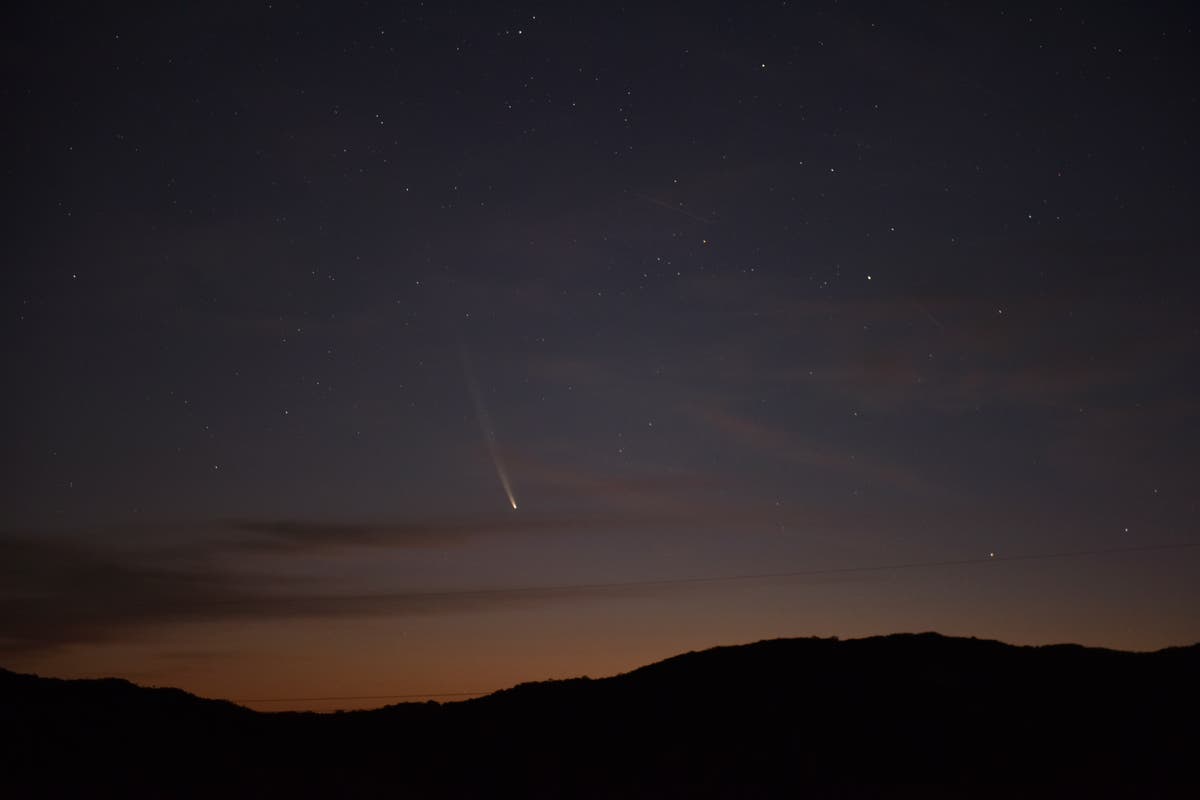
[3,633,1197,798]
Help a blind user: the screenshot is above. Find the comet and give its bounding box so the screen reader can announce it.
[460,345,518,510]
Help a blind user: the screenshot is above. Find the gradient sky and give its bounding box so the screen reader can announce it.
[4,1,1199,710]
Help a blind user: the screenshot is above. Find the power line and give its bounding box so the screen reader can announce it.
[239,691,487,704]
[229,540,1199,707]
[338,540,1200,601]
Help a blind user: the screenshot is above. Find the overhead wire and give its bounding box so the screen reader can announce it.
[231,539,1200,706]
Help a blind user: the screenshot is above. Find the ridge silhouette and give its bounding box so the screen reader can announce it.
[3,632,1197,797]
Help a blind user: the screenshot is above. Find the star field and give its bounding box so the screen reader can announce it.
[2,1,1198,709]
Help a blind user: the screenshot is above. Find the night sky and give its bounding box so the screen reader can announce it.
[4,1,1199,710]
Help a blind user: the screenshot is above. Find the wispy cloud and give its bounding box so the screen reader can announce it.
[221,518,492,552]
[0,524,668,655]
[685,403,934,495]
[670,277,1189,414]
[0,505,734,655]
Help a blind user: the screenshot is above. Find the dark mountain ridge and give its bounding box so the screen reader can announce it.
[3,633,1197,797]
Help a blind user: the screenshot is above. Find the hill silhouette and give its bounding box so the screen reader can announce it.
[3,633,1197,797]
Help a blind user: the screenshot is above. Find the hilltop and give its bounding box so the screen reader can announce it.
[3,633,1197,797]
